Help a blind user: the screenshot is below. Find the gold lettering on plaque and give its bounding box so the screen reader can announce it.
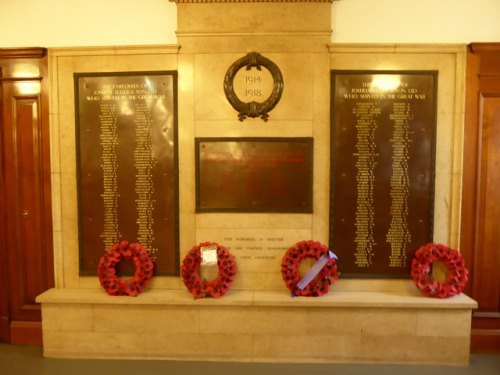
[353,102,380,267]
[134,102,158,260]
[386,102,412,267]
[99,102,121,248]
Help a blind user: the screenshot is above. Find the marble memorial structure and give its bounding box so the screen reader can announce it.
[37,0,476,365]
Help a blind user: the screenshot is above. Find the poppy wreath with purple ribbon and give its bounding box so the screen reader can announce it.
[181,242,237,299]
[411,243,468,298]
[281,240,339,297]
[97,241,154,297]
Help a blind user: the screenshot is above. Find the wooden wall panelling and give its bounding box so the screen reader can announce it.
[461,43,500,353]
[0,66,11,343]
[0,48,54,344]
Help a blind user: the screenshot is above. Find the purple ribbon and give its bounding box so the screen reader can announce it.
[296,250,337,291]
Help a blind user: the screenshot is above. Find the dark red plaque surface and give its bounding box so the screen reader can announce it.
[75,72,179,275]
[329,71,437,277]
[196,138,313,213]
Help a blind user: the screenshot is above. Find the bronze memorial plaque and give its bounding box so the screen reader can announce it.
[75,71,179,275]
[196,138,313,213]
[329,71,437,277]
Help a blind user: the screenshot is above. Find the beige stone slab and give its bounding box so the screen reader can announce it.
[145,276,184,290]
[52,230,64,288]
[42,304,93,332]
[312,52,332,243]
[43,330,148,359]
[262,271,288,291]
[50,172,62,233]
[359,335,470,365]
[253,334,361,360]
[230,271,284,291]
[93,305,200,333]
[56,57,77,175]
[270,54,314,121]
[449,173,463,247]
[416,309,472,338]
[196,214,312,229]
[49,46,180,57]
[195,120,313,138]
[329,44,467,54]
[146,332,254,359]
[177,54,197,261]
[307,308,417,337]
[72,54,178,72]
[146,332,206,358]
[49,113,60,174]
[59,171,79,287]
[252,290,477,309]
[57,113,76,174]
[203,333,254,358]
[177,3,331,34]
[37,288,477,309]
[232,256,282,273]
[193,53,234,120]
[93,305,155,332]
[333,279,416,293]
[37,288,255,306]
[199,306,308,335]
[178,34,331,54]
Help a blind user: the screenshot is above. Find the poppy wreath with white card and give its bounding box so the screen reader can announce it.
[181,242,237,298]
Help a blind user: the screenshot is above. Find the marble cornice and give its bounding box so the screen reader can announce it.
[170,0,335,3]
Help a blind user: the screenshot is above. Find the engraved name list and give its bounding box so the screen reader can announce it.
[75,72,179,275]
[330,71,437,277]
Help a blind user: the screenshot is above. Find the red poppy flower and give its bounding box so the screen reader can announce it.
[411,243,468,298]
[181,243,237,299]
[280,240,339,297]
[98,241,154,297]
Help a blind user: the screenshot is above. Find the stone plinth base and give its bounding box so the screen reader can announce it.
[37,289,476,365]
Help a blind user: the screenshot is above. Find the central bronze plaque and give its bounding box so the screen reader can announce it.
[75,71,179,276]
[196,138,313,213]
[329,71,437,277]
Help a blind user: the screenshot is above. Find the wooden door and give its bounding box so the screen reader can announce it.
[461,43,500,352]
[0,48,54,345]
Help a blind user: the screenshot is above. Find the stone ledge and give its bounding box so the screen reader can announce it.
[37,288,477,309]
[171,0,335,3]
[38,288,476,364]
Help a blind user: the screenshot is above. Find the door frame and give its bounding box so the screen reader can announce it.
[460,42,500,352]
[0,64,10,343]
[0,48,54,344]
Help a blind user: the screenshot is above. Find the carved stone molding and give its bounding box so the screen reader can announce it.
[171,0,334,3]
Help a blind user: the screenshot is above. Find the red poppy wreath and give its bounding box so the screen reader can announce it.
[181,242,237,299]
[98,241,154,297]
[411,243,468,298]
[281,240,339,297]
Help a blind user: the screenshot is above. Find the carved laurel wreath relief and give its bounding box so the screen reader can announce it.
[224,52,284,122]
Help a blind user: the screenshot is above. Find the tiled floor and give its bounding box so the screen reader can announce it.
[0,344,499,375]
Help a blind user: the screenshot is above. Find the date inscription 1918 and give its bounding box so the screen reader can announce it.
[234,68,273,101]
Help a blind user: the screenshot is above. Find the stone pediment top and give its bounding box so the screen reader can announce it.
[170,0,335,3]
